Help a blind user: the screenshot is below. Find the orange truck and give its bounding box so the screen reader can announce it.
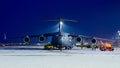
[99,43,114,51]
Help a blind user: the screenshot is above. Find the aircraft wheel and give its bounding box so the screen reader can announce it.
[87,45,91,48]
[111,47,114,51]
[110,48,114,51]
[69,46,73,50]
[65,46,72,50]
[65,46,68,50]
[68,47,70,50]
[65,46,69,50]
[58,45,62,50]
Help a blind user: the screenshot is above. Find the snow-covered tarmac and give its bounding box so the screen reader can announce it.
[0,47,120,68]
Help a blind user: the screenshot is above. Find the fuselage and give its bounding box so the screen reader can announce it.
[51,32,75,48]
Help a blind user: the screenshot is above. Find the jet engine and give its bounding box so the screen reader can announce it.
[39,36,46,42]
[24,36,30,43]
[76,37,82,42]
[91,38,96,43]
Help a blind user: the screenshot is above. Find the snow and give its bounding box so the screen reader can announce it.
[0,47,120,68]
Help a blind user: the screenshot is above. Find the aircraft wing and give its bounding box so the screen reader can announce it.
[6,32,63,43]
[9,32,59,38]
[68,33,113,44]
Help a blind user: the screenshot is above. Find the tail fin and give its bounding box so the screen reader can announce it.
[4,33,6,40]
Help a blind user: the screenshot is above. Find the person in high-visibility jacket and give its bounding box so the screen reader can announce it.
[91,44,97,50]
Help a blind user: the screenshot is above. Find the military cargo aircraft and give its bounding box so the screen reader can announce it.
[3,17,114,50]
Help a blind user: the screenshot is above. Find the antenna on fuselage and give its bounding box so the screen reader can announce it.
[47,17,77,32]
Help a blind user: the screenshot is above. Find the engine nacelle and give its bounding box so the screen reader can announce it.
[76,37,82,42]
[91,38,96,43]
[24,36,30,43]
[39,36,46,42]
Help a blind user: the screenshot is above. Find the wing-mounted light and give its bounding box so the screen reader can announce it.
[39,35,46,42]
[24,36,30,43]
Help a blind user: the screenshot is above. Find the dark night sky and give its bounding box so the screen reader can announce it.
[0,0,120,41]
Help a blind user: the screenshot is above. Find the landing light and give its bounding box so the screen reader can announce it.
[60,21,63,25]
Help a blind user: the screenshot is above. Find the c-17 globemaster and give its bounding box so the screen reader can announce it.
[2,17,114,51]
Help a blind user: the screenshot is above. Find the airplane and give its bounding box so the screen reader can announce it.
[2,17,114,50]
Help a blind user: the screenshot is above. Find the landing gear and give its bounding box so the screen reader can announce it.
[58,45,62,51]
[65,46,73,50]
[86,45,91,48]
